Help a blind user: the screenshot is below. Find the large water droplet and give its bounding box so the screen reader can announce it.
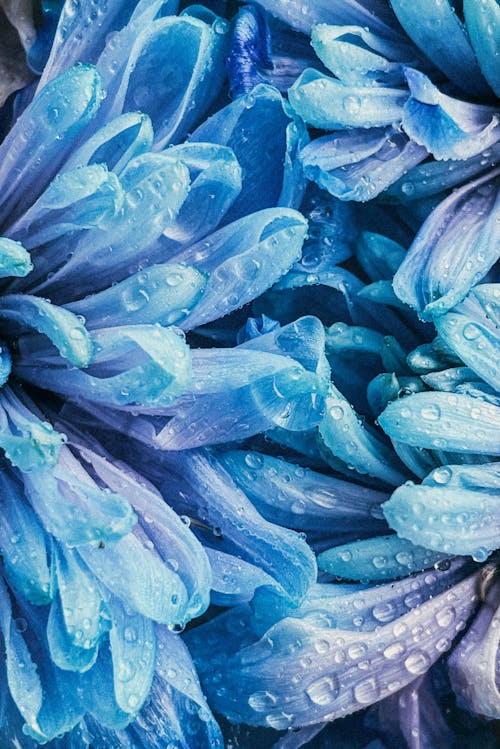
[305,674,340,706]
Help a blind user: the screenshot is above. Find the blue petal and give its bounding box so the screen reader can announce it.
[434,284,500,392]
[318,535,449,581]
[379,391,500,455]
[226,4,273,98]
[98,14,228,149]
[288,69,408,130]
[46,594,98,672]
[310,24,409,87]
[206,547,274,606]
[0,470,53,605]
[300,127,427,202]
[8,164,124,249]
[319,384,408,486]
[0,294,93,367]
[0,65,103,228]
[191,84,308,221]
[196,570,479,727]
[464,0,500,97]
[220,449,387,534]
[158,449,317,604]
[393,169,500,319]
[174,208,308,330]
[0,386,65,471]
[0,237,32,277]
[356,232,406,281]
[64,112,154,174]
[448,577,500,719]
[17,325,192,410]
[390,0,491,96]
[402,68,500,161]
[66,263,206,329]
[383,462,500,558]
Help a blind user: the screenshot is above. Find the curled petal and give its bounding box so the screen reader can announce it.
[288,69,408,130]
[402,68,500,161]
[226,4,272,98]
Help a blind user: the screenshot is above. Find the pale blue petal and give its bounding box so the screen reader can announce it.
[464,0,500,97]
[8,165,124,250]
[383,462,500,558]
[402,68,500,161]
[206,547,274,606]
[98,14,228,149]
[0,65,103,228]
[448,578,500,719]
[0,237,32,277]
[0,470,54,605]
[46,595,98,672]
[390,0,491,96]
[379,392,500,455]
[79,642,131,729]
[220,450,387,534]
[0,294,92,367]
[197,571,479,727]
[191,84,308,221]
[393,168,500,319]
[288,69,408,130]
[318,535,449,581]
[66,263,206,329]
[311,24,408,87]
[319,384,408,486]
[16,325,192,410]
[300,127,427,202]
[434,284,500,391]
[175,209,307,330]
[64,112,154,174]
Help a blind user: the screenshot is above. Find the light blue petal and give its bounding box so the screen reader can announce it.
[66,263,206,329]
[311,24,407,87]
[0,294,93,367]
[206,547,274,606]
[159,449,317,604]
[108,596,156,717]
[383,462,500,558]
[0,387,65,471]
[22,449,136,546]
[300,127,427,202]
[390,0,491,96]
[318,535,449,581]
[159,142,242,247]
[379,392,500,455]
[319,384,408,486]
[385,142,500,203]
[47,595,98,672]
[0,65,103,228]
[220,450,387,533]
[32,154,190,299]
[434,284,500,391]
[402,68,500,161]
[0,237,32,277]
[63,112,154,174]
[288,69,408,130]
[98,14,228,149]
[175,209,307,330]
[79,532,189,626]
[448,577,500,719]
[0,470,53,605]
[464,0,500,97]
[191,84,308,221]
[393,168,500,319]
[17,325,192,410]
[79,642,131,729]
[9,164,124,249]
[197,571,479,727]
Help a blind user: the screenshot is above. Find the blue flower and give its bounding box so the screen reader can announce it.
[0,1,498,747]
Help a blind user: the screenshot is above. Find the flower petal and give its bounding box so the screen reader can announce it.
[464,0,500,97]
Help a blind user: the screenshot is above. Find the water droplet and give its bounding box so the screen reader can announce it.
[248,691,277,712]
[354,677,379,704]
[404,651,431,675]
[305,675,339,706]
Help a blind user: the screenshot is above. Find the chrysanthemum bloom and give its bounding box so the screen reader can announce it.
[0,1,498,747]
